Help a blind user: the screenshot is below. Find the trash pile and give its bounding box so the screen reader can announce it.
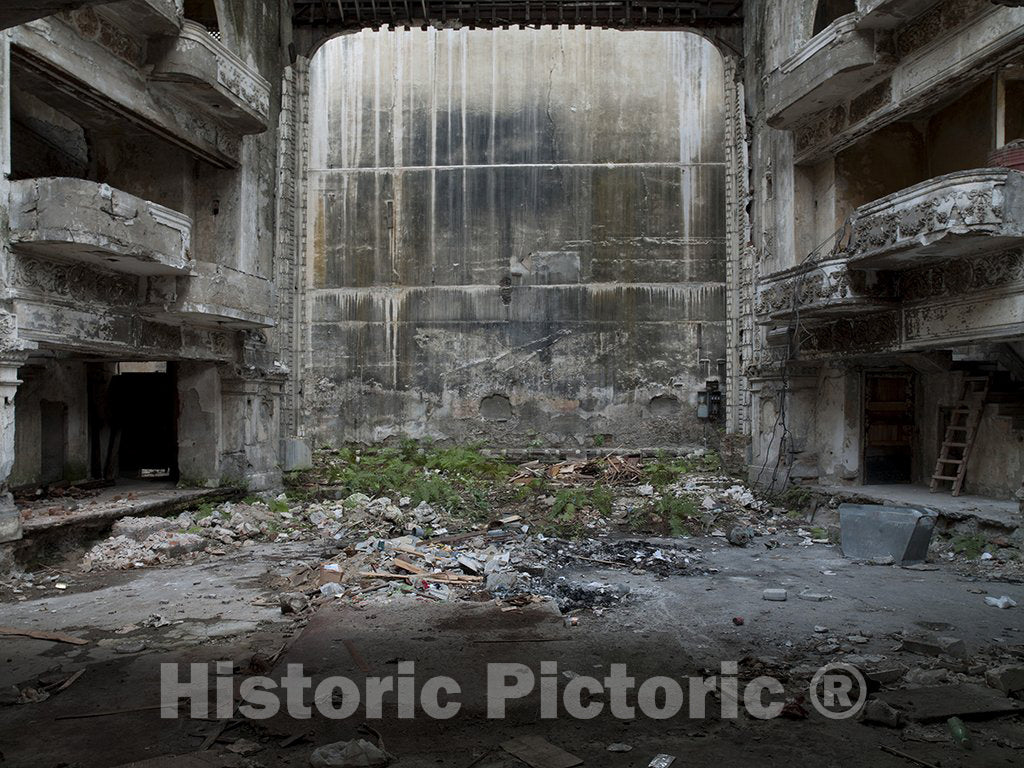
[294,525,712,612]
[509,454,644,486]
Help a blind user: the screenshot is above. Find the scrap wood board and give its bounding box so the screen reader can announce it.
[501,735,583,768]
[0,626,88,645]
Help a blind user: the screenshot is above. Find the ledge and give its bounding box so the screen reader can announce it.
[766,14,890,129]
[856,0,945,29]
[755,257,897,324]
[169,262,275,329]
[847,168,1024,269]
[8,177,193,276]
[148,21,270,134]
[96,0,183,38]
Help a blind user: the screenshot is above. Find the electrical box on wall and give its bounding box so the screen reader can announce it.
[697,380,723,422]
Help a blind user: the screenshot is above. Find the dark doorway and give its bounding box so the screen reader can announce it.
[863,372,915,484]
[89,363,179,482]
[39,399,67,484]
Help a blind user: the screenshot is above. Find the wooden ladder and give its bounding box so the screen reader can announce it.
[930,375,990,496]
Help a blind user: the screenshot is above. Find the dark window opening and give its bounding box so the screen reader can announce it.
[812,0,857,36]
[184,0,221,38]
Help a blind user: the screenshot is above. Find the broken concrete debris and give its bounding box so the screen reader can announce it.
[861,699,903,728]
[501,735,583,768]
[279,593,310,614]
[900,634,968,659]
[985,665,1024,695]
[872,684,1024,723]
[308,739,392,768]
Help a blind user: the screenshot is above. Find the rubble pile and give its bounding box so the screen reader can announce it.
[81,516,207,571]
[74,450,804,582]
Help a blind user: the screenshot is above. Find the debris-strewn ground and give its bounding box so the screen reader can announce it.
[1,444,1022,767]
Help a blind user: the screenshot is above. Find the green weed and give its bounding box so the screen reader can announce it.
[950,533,987,559]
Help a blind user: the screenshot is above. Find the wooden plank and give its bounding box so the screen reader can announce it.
[501,736,583,768]
[0,626,88,645]
[392,558,426,575]
[110,753,224,768]
[342,638,371,675]
[359,572,413,580]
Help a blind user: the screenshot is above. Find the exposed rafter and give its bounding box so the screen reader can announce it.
[291,1,744,30]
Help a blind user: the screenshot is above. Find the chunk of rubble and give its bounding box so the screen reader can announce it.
[280,593,310,614]
[900,634,967,658]
[309,739,393,767]
[110,516,176,542]
[861,698,902,727]
[985,665,1024,694]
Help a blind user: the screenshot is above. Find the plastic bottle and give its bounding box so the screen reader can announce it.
[948,716,973,750]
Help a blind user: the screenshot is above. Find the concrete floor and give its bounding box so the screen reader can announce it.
[814,484,1021,530]
[18,482,232,533]
[1,535,1022,767]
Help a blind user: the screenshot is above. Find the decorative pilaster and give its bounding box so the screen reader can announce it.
[0,348,30,543]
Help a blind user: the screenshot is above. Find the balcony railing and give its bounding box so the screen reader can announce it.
[148,20,270,134]
[755,257,896,324]
[847,168,1024,269]
[8,177,193,276]
[169,262,275,329]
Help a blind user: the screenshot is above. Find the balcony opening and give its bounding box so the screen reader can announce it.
[90,362,179,484]
[11,359,177,496]
[812,0,857,36]
[830,78,1004,224]
[184,0,221,39]
[863,372,915,485]
[8,86,89,182]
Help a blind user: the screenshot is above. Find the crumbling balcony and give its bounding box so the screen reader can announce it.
[766,13,891,128]
[148,21,270,134]
[8,177,193,276]
[170,262,275,329]
[755,257,896,324]
[847,168,1024,269]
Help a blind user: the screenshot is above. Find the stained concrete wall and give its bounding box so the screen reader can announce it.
[303,27,727,448]
[9,361,90,487]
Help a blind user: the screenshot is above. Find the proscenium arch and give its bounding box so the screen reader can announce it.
[279,5,751,438]
[286,20,750,442]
